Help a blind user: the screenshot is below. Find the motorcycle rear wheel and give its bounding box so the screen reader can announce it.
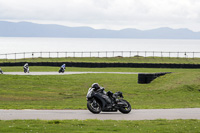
[87,101,102,114]
[118,100,131,114]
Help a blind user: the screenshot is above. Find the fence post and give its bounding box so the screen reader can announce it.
[130,51,131,57]
[73,52,75,57]
[169,52,170,58]
[65,52,67,58]
[40,52,42,58]
[193,52,194,59]
[177,52,179,58]
[153,51,154,58]
[145,51,146,57]
[15,53,16,61]
[106,51,107,58]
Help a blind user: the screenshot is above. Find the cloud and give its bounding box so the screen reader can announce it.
[0,0,200,31]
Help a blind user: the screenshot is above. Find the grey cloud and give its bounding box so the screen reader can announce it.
[0,0,200,31]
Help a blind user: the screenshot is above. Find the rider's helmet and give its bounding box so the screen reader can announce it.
[92,83,100,91]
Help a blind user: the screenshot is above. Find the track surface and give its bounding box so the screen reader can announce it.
[0,108,200,120]
[3,72,138,75]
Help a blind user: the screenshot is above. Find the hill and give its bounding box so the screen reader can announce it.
[0,21,200,39]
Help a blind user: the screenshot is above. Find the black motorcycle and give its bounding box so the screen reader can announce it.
[58,67,65,73]
[86,88,131,114]
[23,67,29,73]
[0,69,3,74]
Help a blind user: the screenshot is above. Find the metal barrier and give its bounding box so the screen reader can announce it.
[0,51,200,60]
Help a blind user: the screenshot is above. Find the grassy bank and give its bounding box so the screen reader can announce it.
[0,119,199,133]
[0,69,200,109]
[1,57,200,64]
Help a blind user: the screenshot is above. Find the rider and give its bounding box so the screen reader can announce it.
[91,83,114,107]
[61,64,66,71]
[0,68,3,74]
[23,63,29,72]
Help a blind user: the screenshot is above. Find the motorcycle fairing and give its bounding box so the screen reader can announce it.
[92,93,107,110]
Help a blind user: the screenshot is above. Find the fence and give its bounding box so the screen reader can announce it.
[0,51,200,60]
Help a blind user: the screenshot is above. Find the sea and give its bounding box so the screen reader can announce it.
[0,37,200,59]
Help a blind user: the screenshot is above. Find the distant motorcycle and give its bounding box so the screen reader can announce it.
[86,88,131,114]
[24,67,29,73]
[58,67,65,73]
[0,69,3,74]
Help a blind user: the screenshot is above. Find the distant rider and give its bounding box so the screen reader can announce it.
[61,64,66,70]
[0,68,3,74]
[90,83,114,107]
[23,63,29,73]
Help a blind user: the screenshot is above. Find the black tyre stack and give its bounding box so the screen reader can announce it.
[138,72,171,84]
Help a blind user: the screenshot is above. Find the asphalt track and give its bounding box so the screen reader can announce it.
[3,72,138,75]
[0,108,200,120]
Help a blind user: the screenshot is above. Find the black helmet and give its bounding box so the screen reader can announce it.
[92,83,100,90]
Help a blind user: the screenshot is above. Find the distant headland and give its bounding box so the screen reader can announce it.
[0,21,200,39]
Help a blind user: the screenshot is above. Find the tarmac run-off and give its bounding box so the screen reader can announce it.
[3,72,139,75]
[0,108,200,120]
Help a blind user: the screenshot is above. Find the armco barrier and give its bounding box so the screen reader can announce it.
[138,72,172,84]
[0,62,200,68]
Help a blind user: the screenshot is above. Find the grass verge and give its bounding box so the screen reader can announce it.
[0,119,199,133]
[1,57,200,64]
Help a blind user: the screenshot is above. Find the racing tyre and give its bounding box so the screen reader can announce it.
[118,100,131,114]
[87,100,102,114]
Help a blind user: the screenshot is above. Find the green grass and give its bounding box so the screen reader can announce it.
[1,57,199,133]
[0,68,200,109]
[1,57,200,64]
[0,119,199,133]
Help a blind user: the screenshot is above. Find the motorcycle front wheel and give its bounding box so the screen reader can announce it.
[87,100,102,114]
[118,100,131,114]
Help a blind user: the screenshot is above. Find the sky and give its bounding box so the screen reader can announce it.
[0,0,200,31]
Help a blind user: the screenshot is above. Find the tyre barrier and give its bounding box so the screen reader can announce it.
[0,62,200,68]
[138,72,171,84]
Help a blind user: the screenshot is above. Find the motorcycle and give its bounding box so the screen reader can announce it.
[0,69,3,74]
[86,88,131,114]
[58,67,65,73]
[24,67,29,73]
